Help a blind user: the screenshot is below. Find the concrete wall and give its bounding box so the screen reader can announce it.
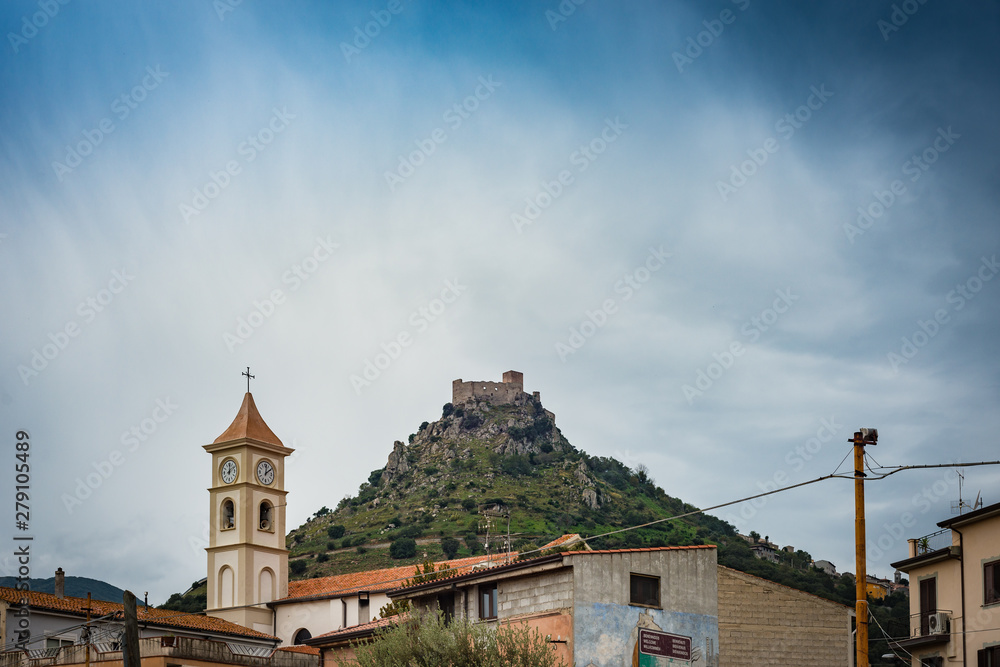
[717,566,851,667]
[499,568,573,617]
[570,549,719,667]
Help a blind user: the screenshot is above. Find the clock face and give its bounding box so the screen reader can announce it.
[257,460,275,485]
[221,459,238,484]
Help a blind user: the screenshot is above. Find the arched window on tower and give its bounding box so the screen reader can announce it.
[293,628,312,645]
[259,501,273,531]
[221,499,235,530]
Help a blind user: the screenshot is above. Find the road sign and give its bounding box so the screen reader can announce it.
[639,628,691,661]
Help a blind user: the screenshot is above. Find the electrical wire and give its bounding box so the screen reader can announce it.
[868,608,910,662]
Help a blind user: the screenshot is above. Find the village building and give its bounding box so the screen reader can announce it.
[890,500,1000,666]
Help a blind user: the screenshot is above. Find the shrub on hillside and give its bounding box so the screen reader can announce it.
[390,537,417,559]
[441,537,461,559]
[327,524,346,539]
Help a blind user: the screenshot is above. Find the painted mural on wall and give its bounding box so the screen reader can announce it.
[575,605,718,667]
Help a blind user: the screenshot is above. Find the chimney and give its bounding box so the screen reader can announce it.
[54,568,65,599]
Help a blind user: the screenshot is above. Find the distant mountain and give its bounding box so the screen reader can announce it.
[0,575,126,603]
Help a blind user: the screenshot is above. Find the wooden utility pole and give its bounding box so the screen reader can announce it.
[83,593,92,667]
[853,428,878,667]
[122,591,141,667]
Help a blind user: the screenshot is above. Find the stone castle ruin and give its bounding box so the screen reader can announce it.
[452,370,541,406]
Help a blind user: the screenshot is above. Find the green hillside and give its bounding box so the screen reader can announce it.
[284,393,853,607]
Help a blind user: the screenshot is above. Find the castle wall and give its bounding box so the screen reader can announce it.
[452,371,533,405]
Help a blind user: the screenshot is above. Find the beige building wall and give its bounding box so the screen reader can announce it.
[717,566,852,666]
[958,520,1000,658]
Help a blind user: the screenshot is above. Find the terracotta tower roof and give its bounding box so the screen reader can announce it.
[214,392,284,447]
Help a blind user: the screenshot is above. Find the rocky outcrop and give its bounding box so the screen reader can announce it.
[384,440,409,481]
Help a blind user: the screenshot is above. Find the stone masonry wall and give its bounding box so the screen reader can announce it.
[717,566,851,666]
[452,370,532,405]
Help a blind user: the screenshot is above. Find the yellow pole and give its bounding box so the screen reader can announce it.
[854,432,868,667]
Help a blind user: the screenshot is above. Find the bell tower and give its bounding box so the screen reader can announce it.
[204,391,291,633]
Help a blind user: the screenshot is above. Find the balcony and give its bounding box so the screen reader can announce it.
[889,610,953,651]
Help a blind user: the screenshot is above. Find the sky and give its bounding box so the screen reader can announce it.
[1,0,999,604]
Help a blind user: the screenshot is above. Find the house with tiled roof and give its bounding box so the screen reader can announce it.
[269,552,514,644]
[0,573,277,651]
[306,544,722,666]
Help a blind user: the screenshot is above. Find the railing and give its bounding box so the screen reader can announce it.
[905,609,954,639]
[913,528,952,555]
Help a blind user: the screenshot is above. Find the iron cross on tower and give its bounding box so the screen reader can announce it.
[242,367,255,393]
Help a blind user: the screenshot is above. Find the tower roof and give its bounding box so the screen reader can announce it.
[214,392,284,447]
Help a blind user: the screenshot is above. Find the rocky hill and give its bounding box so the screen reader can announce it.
[282,382,852,609]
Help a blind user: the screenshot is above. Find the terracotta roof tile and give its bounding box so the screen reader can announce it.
[214,393,284,447]
[277,645,321,654]
[0,587,275,641]
[280,553,515,602]
[310,615,402,641]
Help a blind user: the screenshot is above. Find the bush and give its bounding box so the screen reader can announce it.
[327,525,346,539]
[390,537,417,559]
[460,414,483,430]
[327,540,337,550]
[442,403,454,417]
[419,421,429,431]
[398,524,423,539]
[441,537,461,559]
[289,560,307,575]
[356,546,368,554]
[462,498,477,510]
[424,466,439,476]
[316,553,329,563]
[540,442,554,453]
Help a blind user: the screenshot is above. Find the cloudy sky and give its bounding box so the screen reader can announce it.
[2,0,998,604]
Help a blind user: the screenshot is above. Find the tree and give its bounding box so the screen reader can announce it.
[345,611,564,667]
[442,537,461,559]
[390,537,417,559]
[327,524,345,539]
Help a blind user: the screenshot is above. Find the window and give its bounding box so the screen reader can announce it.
[985,560,1000,605]
[479,583,497,619]
[630,573,661,607]
[259,501,273,531]
[359,592,370,624]
[221,499,235,530]
[921,657,943,667]
[293,628,311,645]
[979,646,1000,667]
[919,577,937,636]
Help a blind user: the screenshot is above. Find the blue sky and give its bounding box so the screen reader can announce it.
[1,0,999,604]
